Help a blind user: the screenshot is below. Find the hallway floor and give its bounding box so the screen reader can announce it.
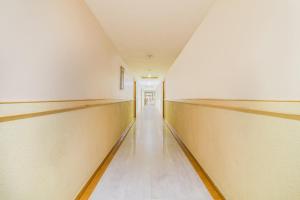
[89,105,212,200]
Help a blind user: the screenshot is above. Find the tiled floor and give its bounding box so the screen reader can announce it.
[90,105,212,200]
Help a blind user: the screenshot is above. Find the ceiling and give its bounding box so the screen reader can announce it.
[85,0,214,78]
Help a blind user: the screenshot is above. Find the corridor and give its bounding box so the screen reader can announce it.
[1,0,300,200]
[90,105,211,200]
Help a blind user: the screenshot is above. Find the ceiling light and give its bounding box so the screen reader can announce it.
[147,54,153,59]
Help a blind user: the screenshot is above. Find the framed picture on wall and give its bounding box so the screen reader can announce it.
[120,66,125,90]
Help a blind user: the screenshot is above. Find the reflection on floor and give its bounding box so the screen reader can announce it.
[90,105,212,200]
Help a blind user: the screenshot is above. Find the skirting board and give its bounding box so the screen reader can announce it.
[164,120,225,200]
[75,120,135,200]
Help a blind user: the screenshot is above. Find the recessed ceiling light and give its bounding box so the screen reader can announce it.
[141,76,159,79]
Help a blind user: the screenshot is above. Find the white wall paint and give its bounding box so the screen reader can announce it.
[165,0,300,100]
[155,82,163,115]
[0,0,133,101]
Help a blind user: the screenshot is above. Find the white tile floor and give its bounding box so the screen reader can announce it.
[89,105,212,200]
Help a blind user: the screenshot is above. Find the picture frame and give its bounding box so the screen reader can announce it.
[120,66,125,90]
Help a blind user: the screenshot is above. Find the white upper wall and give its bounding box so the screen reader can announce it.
[165,0,300,100]
[0,0,133,101]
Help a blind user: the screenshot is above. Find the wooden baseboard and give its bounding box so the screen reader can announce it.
[74,120,135,200]
[164,120,225,200]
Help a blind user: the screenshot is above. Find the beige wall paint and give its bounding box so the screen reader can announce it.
[0,0,133,102]
[0,100,134,200]
[165,101,300,200]
[165,0,300,100]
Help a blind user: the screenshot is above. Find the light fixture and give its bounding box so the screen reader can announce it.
[141,75,159,79]
[147,54,153,59]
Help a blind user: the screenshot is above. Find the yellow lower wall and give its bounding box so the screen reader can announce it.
[165,100,300,200]
[0,100,134,200]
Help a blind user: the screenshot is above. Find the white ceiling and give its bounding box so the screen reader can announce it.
[85,0,214,78]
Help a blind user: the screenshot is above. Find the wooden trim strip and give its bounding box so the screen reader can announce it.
[165,100,300,121]
[0,100,132,123]
[2,98,299,104]
[164,121,225,200]
[75,120,135,200]
[0,98,131,104]
[169,98,300,103]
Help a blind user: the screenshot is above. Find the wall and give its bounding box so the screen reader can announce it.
[0,1,135,199]
[155,82,163,115]
[0,0,133,101]
[165,100,300,200]
[165,0,300,199]
[136,81,143,114]
[0,100,134,200]
[165,0,300,100]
